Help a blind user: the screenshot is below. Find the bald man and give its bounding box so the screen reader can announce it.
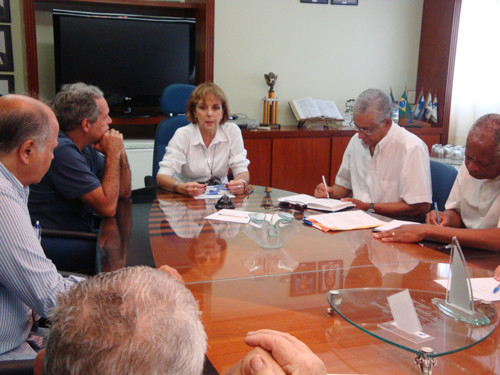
[375,113,500,251]
[0,95,81,360]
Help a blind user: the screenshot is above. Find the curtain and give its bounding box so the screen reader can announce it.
[449,0,500,145]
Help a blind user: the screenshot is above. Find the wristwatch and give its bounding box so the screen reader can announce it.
[367,203,375,213]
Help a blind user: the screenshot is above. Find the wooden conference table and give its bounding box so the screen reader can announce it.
[97,186,500,374]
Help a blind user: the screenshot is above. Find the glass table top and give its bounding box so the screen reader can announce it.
[327,287,499,358]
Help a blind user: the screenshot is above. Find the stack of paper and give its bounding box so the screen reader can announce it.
[278,194,354,212]
[304,210,386,232]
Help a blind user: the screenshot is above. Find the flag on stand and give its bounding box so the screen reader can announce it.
[390,87,396,103]
[398,89,410,119]
[413,89,425,120]
[422,92,433,121]
[430,93,438,123]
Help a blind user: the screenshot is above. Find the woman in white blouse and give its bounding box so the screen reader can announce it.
[156,83,250,197]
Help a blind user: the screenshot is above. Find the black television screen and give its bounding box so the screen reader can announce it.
[53,9,196,116]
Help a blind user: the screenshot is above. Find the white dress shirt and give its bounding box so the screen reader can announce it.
[157,122,250,183]
[335,122,432,204]
[445,163,500,229]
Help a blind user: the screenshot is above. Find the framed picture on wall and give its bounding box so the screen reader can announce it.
[0,25,13,71]
[0,0,10,23]
[331,0,358,5]
[301,0,328,4]
[0,74,14,95]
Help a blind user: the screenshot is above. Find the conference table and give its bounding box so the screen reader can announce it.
[97,186,500,374]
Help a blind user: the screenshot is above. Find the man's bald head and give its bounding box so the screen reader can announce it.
[0,95,53,155]
[465,113,500,180]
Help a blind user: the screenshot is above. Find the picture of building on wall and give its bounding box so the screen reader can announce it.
[0,25,13,71]
[0,0,10,23]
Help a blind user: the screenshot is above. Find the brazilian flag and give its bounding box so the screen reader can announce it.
[398,90,410,119]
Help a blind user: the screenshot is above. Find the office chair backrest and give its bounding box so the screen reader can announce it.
[430,160,458,211]
[152,84,196,179]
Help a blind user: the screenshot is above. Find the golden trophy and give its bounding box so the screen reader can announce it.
[262,72,280,128]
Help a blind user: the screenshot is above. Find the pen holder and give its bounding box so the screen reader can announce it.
[243,212,297,249]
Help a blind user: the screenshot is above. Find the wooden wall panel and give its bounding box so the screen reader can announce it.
[271,137,330,194]
[244,138,272,187]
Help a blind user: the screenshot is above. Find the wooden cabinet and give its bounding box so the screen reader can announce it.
[242,126,443,193]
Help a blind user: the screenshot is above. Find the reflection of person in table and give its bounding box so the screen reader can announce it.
[156,83,250,197]
[158,195,246,276]
[375,114,500,251]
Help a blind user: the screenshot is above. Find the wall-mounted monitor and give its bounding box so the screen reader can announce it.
[53,9,196,117]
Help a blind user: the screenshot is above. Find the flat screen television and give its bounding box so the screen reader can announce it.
[53,9,196,116]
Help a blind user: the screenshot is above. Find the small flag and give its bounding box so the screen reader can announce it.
[422,92,433,121]
[424,92,433,121]
[430,93,438,123]
[390,87,396,103]
[413,89,425,120]
[399,89,410,119]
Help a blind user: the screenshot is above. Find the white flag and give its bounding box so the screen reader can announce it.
[430,95,438,123]
[423,92,433,121]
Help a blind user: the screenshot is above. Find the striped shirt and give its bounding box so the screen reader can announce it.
[0,162,81,359]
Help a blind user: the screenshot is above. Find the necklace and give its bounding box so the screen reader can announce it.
[203,143,220,185]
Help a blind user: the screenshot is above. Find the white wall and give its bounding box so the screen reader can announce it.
[214,0,423,125]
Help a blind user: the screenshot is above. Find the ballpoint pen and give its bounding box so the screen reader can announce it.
[493,283,500,294]
[322,175,330,198]
[433,202,440,225]
[34,221,42,242]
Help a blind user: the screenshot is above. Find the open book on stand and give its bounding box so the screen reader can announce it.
[277,194,354,212]
[289,97,343,128]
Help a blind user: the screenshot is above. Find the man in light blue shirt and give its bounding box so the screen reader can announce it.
[0,95,81,360]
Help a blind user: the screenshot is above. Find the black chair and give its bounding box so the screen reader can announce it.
[0,360,34,375]
[430,160,458,211]
[41,229,97,275]
[145,83,196,187]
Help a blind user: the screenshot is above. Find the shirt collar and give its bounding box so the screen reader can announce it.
[194,124,229,147]
[0,161,29,200]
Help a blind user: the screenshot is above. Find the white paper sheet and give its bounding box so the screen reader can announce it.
[434,277,500,302]
[205,209,250,224]
[194,184,235,200]
[372,219,420,232]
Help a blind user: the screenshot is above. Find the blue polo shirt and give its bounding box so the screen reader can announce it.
[28,131,105,232]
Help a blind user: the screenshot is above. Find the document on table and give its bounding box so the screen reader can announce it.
[205,209,250,224]
[194,184,235,200]
[278,194,354,212]
[372,219,421,232]
[304,210,386,232]
[434,277,500,302]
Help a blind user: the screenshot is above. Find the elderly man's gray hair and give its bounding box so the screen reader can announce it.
[43,266,207,375]
[52,82,104,132]
[353,88,393,121]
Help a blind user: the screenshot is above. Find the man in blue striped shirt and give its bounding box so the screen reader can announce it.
[0,95,81,360]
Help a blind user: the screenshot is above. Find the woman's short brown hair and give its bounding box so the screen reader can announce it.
[186,83,230,125]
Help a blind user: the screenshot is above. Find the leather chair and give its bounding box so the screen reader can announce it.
[430,160,458,211]
[145,83,196,187]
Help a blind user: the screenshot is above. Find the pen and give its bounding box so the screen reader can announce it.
[433,202,440,225]
[34,221,42,242]
[217,213,247,219]
[493,283,500,294]
[322,175,330,198]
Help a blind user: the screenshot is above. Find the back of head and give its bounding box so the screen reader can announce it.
[353,88,393,120]
[186,82,230,124]
[468,113,500,154]
[53,82,103,132]
[0,94,51,155]
[44,266,207,375]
